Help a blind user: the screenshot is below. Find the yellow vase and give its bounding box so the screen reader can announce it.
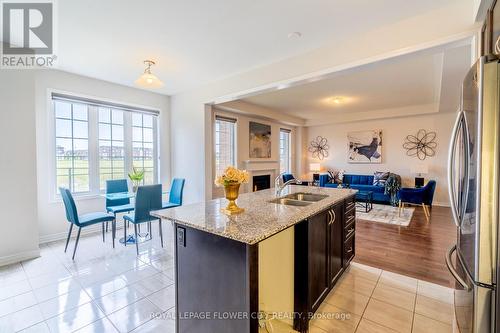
[221,183,244,215]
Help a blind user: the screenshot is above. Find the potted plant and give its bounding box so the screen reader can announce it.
[214,166,250,215]
[128,167,145,192]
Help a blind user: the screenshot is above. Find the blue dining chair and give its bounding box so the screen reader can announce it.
[106,179,134,248]
[282,173,295,183]
[123,184,163,255]
[60,188,115,260]
[162,178,185,209]
[398,180,437,222]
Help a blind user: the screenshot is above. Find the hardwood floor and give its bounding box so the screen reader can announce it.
[354,205,457,288]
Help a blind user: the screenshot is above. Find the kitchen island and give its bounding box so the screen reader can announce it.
[152,186,357,333]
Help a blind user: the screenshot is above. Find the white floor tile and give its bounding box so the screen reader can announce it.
[94,286,145,315]
[45,301,105,333]
[73,317,119,333]
[84,276,128,300]
[0,304,44,332]
[131,273,173,297]
[32,277,83,303]
[0,291,37,317]
[107,298,161,333]
[19,321,50,333]
[147,285,175,312]
[38,289,92,320]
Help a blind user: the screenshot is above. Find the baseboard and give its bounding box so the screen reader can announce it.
[0,249,41,267]
[39,223,127,244]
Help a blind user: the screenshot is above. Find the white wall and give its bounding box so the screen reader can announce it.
[0,71,41,265]
[170,5,475,204]
[305,112,456,206]
[34,70,170,243]
[211,108,296,197]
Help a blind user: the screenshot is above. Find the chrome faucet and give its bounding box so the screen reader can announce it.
[275,172,301,196]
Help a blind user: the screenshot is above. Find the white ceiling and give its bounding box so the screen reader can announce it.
[53,0,470,94]
[236,43,471,124]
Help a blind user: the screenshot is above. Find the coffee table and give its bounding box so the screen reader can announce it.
[356,191,373,213]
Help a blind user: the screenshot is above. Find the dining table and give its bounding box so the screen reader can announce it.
[100,190,169,245]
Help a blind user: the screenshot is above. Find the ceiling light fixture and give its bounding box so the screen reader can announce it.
[135,60,164,89]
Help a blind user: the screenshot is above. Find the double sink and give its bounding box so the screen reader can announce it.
[269,192,329,206]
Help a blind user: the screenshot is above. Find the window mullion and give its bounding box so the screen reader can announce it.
[124,112,133,182]
[88,105,99,194]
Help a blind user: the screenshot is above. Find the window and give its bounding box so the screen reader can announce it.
[55,101,89,193]
[53,94,159,196]
[98,108,125,189]
[280,129,291,174]
[132,113,155,185]
[214,116,236,178]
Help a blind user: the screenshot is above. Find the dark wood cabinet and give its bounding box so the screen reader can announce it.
[307,209,330,312]
[328,203,343,286]
[294,195,356,332]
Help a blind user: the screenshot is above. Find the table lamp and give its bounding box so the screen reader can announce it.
[310,163,321,181]
[410,164,428,188]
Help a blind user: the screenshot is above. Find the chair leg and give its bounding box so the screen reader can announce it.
[159,219,164,248]
[134,224,139,256]
[422,204,430,222]
[72,227,82,260]
[64,224,74,253]
[124,219,127,247]
[112,219,116,249]
[102,223,105,243]
[398,200,402,217]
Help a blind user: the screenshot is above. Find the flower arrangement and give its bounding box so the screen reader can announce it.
[215,166,250,215]
[214,166,250,187]
[128,167,145,192]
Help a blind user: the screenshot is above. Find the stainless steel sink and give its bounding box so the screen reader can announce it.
[269,198,313,206]
[283,192,329,202]
[269,192,329,206]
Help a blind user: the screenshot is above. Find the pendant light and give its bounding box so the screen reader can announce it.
[135,60,164,88]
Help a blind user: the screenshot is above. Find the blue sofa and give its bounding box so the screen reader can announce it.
[319,174,391,204]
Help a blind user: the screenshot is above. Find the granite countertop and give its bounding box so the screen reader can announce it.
[151,186,357,245]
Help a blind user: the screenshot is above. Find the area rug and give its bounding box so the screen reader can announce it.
[357,204,414,227]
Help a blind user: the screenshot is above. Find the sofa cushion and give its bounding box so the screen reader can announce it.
[373,171,390,186]
[350,184,385,193]
[344,174,374,185]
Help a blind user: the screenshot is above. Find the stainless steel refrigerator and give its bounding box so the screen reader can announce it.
[446,55,500,333]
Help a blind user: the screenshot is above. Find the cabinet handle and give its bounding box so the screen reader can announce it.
[329,210,336,225]
[327,210,332,224]
[346,247,353,254]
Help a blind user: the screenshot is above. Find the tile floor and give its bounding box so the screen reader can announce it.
[309,262,456,333]
[0,223,176,333]
[0,223,456,333]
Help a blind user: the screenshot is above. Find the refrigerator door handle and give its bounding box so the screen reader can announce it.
[445,244,470,291]
[448,111,463,227]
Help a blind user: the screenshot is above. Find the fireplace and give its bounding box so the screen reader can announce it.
[252,175,271,192]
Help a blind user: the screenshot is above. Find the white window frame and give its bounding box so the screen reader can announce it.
[48,90,160,201]
[213,114,237,181]
[280,128,292,174]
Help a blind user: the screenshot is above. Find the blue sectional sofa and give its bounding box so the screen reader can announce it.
[319,174,391,204]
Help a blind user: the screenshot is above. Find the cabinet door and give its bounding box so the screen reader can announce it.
[328,204,343,286]
[308,210,329,312]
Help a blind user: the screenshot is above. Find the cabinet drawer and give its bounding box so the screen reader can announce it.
[344,234,355,264]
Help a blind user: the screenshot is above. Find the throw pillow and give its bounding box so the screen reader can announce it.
[327,170,337,183]
[373,171,389,186]
[327,170,344,184]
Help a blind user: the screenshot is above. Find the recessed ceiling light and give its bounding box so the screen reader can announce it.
[288,32,302,39]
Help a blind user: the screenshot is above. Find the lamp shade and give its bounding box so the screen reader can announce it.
[309,163,321,172]
[410,164,428,175]
[135,72,164,88]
